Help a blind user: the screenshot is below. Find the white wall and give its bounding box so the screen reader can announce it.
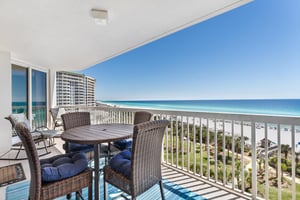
[0,53,55,153]
[0,51,12,153]
[49,69,57,108]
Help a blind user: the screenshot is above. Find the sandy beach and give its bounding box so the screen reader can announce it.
[213,121,300,152]
[168,116,300,152]
[97,101,300,152]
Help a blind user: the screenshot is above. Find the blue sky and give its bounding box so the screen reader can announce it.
[82,0,300,101]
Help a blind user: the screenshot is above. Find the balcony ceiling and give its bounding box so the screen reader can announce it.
[0,0,251,70]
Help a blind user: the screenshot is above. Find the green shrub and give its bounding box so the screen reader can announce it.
[296,167,300,176]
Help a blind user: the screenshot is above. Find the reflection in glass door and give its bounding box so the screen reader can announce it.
[32,69,47,128]
[12,65,28,115]
[11,65,48,129]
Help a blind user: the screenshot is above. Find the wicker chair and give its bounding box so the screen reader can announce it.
[61,112,109,161]
[103,119,169,200]
[133,111,153,124]
[14,123,92,200]
[61,112,94,155]
[112,111,153,151]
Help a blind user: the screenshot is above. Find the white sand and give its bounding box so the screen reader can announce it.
[215,121,300,152]
[177,116,300,151]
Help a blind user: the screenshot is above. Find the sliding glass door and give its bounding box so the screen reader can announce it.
[32,69,47,128]
[11,64,47,128]
[12,65,28,115]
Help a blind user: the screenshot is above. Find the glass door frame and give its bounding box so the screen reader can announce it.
[11,60,49,128]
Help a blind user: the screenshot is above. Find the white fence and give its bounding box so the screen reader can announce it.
[59,105,300,200]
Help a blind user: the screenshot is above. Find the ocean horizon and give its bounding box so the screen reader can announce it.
[101,99,300,117]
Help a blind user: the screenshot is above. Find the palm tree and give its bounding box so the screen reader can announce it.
[258,157,264,172]
[245,168,252,191]
[217,166,224,183]
[235,160,242,189]
[281,144,290,159]
[281,163,287,180]
[234,136,243,159]
[295,152,300,166]
[216,131,224,154]
[270,157,279,178]
[225,135,232,159]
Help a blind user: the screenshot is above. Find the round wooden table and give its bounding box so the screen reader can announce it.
[61,123,134,200]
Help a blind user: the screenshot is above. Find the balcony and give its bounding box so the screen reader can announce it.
[2,104,300,199]
[47,106,300,199]
[0,140,248,200]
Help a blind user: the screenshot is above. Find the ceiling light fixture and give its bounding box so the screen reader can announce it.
[91,9,108,25]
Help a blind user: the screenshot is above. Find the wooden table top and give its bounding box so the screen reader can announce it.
[61,123,134,144]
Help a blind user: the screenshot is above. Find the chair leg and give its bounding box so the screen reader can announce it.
[42,139,49,154]
[88,182,93,200]
[75,190,84,200]
[15,144,23,159]
[48,137,55,147]
[159,180,165,200]
[66,193,72,199]
[104,181,108,200]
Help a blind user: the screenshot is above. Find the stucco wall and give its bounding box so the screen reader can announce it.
[0,51,12,153]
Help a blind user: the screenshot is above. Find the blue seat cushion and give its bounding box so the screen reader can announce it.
[63,142,94,153]
[40,152,88,182]
[113,139,132,151]
[109,149,131,179]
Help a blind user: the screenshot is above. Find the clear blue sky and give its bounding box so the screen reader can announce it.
[81,0,300,101]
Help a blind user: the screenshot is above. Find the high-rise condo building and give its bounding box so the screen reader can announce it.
[56,71,96,106]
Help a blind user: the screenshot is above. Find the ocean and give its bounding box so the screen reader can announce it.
[102,99,300,147]
[12,101,47,127]
[101,99,300,117]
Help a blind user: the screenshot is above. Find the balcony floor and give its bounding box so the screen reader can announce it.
[0,137,251,200]
[161,165,250,200]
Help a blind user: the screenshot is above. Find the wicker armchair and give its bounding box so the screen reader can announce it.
[61,112,94,155]
[61,112,91,130]
[133,111,153,124]
[14,123,92,200]
[104,119,169,200]
[112,111,153,151]
[61,112,109,161]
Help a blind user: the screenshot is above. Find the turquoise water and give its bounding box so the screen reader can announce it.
[101,99,300,117]
[12,101,47,126]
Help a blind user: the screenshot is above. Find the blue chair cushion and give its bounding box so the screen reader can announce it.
[40,152,88,182]
[109,149,131,179]
[113,139,132,151]
[63,142,94,153]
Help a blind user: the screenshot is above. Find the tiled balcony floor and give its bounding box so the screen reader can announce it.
[0,137,251,200]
